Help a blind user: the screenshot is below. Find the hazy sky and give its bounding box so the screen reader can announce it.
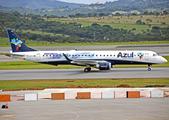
[60,0,116,4]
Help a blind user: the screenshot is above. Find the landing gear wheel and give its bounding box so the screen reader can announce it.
[84,68,91,72]
[84,68,89,72]
[148,68,151,71]
[88,68,91,71]
[148,64,152,71]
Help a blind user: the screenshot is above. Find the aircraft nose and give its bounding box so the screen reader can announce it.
[161,57,167,63]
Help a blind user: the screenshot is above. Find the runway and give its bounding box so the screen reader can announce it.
[0,68,169,80]
[1,44,169,53]
[0,98,169,120]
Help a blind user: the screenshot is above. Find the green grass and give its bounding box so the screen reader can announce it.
[0,78,169,91]
[20,30,70,37]
[0,56,168,70]
[49,15,169,34]
[50,19,155,34]
[0,61,83,70]
[1,37,169,47]
[0,37,49,47]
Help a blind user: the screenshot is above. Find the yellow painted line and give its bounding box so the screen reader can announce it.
[0,114,17,118]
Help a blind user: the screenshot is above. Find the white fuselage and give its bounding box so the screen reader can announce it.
[11,50,167,66]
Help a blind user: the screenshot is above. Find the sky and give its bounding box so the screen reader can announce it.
[59,0,117,4]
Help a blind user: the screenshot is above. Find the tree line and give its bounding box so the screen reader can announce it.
[0,3,169,17]
[0,12,169,43]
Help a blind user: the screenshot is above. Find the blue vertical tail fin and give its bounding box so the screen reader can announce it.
[7,29,36,52]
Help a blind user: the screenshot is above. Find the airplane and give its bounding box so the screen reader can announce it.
[5,29,167,72]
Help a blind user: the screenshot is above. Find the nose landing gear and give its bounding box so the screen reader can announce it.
[148,64,152,71]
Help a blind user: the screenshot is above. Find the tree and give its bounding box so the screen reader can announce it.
[152,26,161,30]
[99,13,105,17]
[163,11,168,15]
[88,13,93,17]
[115,12,121,16]
[132,28,136,31]
[144,11,148,15]
[12,11,20,17]
[136,20,143,25]
[93,13,97,17]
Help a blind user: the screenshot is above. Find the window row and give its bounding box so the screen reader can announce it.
[42,54,118,57]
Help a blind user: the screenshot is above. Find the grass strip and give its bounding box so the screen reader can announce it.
[0,78,169,91]
[1,37,169,47]
[0,56,168,70]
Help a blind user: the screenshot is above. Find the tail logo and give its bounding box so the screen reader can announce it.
[11,38,23,50]
[137,52,144,59]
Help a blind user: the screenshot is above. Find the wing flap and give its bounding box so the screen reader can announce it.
[71,60,107,65]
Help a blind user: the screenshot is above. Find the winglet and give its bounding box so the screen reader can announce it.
[62,53,72,61]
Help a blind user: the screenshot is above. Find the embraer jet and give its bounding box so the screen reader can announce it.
[6,30,167,72]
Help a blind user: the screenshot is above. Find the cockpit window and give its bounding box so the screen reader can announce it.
[153,53,160,56]
[153,54,156,56]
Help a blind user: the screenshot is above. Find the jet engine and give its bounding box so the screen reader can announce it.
[96,62,111,70]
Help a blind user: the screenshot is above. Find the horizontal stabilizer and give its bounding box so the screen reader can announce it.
[5,53,25,57]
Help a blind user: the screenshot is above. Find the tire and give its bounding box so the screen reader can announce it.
[84,68,89,72]
[88,68,91,71]
[148,68,151,71]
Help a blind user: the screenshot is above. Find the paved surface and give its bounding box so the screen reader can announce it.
[1,44,169,53]
[0,98,169,120]
[0,68,169,80]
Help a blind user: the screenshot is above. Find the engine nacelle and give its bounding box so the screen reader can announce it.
[96,62,111,70]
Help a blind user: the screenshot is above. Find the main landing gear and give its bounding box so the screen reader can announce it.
[84,65,91,72]
[148,64,152,71]
[84,67,91,72]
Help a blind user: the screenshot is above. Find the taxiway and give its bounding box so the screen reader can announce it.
[0,68,169,80]
[0,98,169,120]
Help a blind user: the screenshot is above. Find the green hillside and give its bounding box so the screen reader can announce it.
[0,0,84,9]
[0,0,169,16]
[0,12,169,45]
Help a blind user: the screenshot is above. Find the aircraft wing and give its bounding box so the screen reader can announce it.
[71,60,107,65]
[62,53,107,65]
